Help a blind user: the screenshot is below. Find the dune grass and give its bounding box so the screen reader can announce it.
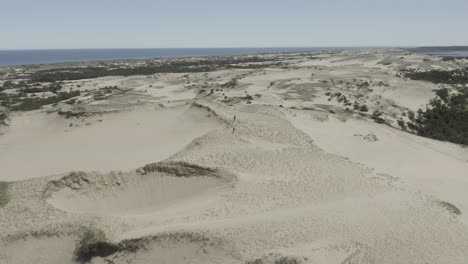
[74,228,120,263]
[0,182,10,207]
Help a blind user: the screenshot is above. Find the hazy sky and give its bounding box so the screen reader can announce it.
[1,0,467,50]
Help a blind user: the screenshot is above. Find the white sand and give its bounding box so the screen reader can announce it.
[0,105,220,181]
[1,49,468,264]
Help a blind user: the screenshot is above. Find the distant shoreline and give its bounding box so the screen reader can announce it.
[2,46,466,68]
[0,47,367,67]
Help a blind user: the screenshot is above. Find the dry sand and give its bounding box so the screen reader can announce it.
[1,49,468,264]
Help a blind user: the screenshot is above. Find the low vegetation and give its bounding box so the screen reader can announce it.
[0,182,10,207]
[0,79,81,111]
[74,228,119,263]
[73,230,212,263]
[353,101,369,112]
[4,91,80,111]
[371,110,385,123]
[247,256,301,264]
[221,79,238,88]
[0,110,8,126]
[436,200,462,216]
[406,87,468,145]
[30,57,276,82]
[404,68,468,84]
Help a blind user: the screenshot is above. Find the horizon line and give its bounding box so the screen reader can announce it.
[0,46,421,52]
[1,45,468,52]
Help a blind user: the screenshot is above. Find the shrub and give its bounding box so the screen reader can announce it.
[0,110,8,125]
[371,110,385,123]
[404,69,468,84]
[358,81,370,88]
[74,228,120,263]
[1,81,14,91]
[359,104,369,112]
[406,88,468,145]
[436,88,450,103]
[353,101,360,110]
[397,119,406,130]
[221,79,238,88]
[0,182,10,207]
[9,91,80,111]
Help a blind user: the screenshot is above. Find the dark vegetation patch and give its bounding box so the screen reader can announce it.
[405,87,468,145]
[140,161,218,177]
[74,230,215,263]
[30,57,276,83]
[325,92,352,106]
[1,80,81,111]
[221,94,254,104]
[436,200,462,216]
[371,110,385,124]
[221,79,238,88]
[1,80,27,91]
[353,101,369,112]
[0,182,10,207]
[1,80,63,93]
[0,110,8,126]
[408,46,468,53]
[74,228,120,263]
[43,171,91,199]
[403,69,468,84]
[91,85,125,101]
[247,256,302,264]
[2,91,81,111]
[442,56,466,62]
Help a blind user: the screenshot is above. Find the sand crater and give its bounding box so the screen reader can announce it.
[43,162,232,216]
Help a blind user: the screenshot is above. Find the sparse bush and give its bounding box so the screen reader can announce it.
[74,228,119,263]
[275,257,300,264]
[244,94,254,100]
[371,110,385,123]
[407,110,415,121]
[0,110,8,126]
[221,79,238,88]
[246,256,300,264]
[358,81,370,88]
[359,104,369,112]
[436,200,462,215]
[0,182,10,207]
[353,101,360,110]
[397,119,406,130]
[10,91,81,111]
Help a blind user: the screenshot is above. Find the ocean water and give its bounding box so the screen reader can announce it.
[0,47,352,66]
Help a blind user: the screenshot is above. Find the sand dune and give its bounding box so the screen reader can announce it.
[1,50,468,264]
[0,105,221,181]
[44,162,234,216]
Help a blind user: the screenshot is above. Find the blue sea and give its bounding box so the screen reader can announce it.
[0,47,353,66]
